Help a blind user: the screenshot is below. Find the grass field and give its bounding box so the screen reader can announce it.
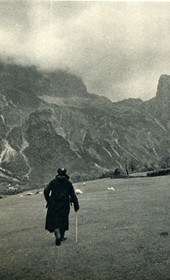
[0,176,170,280]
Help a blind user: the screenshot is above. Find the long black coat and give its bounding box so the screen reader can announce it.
[44,175,79,233]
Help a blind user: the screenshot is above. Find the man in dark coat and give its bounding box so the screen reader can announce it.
[44,168,79,246]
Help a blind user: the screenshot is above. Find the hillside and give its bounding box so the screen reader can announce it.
[0,176,170,280]
[0,62,170,185]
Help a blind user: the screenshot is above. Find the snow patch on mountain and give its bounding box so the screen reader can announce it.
[0,140,16,163]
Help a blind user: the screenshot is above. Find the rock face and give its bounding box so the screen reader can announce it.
[38,71,88,98]
[156,74,170,100]
[0,61,170,185]
[143,74,170,128]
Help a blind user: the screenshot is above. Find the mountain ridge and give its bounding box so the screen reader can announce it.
[0,62,170,185]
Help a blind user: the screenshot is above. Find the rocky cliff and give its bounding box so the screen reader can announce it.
[143,74,170,128]
[0,62,170,185]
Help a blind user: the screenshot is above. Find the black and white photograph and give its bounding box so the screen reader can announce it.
[0,1,170,279]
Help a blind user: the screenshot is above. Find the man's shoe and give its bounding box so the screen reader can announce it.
[55,238,61,246]
[61,237,67,242]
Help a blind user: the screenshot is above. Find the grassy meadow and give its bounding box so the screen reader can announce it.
[0,176,170,280]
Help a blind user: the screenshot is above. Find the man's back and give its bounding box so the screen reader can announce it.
[49,176,72,201]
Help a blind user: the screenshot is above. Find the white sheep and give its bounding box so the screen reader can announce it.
[75,189,83,195]
[107,187,115,191]
[26,192,33,196]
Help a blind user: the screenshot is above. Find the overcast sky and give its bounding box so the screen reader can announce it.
[0,1,170,102]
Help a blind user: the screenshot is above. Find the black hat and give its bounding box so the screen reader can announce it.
[57,168,67,175]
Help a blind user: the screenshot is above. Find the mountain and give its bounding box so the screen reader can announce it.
[143,74,170,128]
[0,62,170,185]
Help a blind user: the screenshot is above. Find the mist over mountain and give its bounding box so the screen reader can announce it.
[0,62,170,185]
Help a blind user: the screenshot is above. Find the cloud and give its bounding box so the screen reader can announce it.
[0,1,170,101]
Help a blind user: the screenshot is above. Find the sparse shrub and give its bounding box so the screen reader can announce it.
[159,156,170,169]
[147,168,170,177]
[111,168,128,179]
[99,170,115,179]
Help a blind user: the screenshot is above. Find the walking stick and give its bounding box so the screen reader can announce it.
[75,212,78,243]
